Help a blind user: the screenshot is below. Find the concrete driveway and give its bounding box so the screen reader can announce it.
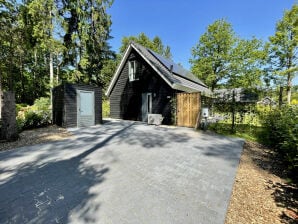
[0,120,243,224]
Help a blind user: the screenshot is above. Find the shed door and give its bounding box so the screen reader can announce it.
[77,90,95,127]
[141,93,152,122]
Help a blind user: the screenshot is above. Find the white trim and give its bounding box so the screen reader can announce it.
[105,45,133,96]
[128,60,140,82]
[128,60,134,81]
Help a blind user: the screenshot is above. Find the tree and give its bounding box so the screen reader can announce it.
[26,0,57,88]
[189,19,236,91]
[0,0,19,140]
[228,37,267,88]
[0,0,19,91]
[99,59,118,93]
[60,0,114,86]
[119,32,172,58]
[268,4,298,104]
[190,19,267,91]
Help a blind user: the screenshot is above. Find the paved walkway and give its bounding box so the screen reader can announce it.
[0,120,243,224]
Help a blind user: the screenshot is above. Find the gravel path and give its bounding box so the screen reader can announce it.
[225,141,298,224]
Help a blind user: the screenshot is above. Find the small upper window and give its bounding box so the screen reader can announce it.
[128,60,139,81]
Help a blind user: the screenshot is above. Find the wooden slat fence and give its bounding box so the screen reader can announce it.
[176,92,201,128]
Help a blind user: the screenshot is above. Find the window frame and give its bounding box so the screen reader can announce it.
[128,60,139,81]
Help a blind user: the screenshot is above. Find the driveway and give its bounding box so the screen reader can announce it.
[0,120,243,224]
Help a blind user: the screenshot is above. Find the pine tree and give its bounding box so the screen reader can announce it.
[60,0,114,86]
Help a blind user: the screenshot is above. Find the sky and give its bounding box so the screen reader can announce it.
[108,0,297,84]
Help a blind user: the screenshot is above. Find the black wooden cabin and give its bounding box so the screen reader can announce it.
[106,42,211,125]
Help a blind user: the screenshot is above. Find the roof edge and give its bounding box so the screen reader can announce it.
[106,44,133,96]
[172,83,213,96]
[106,42,175,96]
[132,44,174,89]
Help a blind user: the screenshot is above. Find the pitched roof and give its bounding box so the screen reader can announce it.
[106,42,211,96]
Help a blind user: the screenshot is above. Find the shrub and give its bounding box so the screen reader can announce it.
[16,103,28,115]
[102,100,110,118]
[16,97,51,130]
[262,106,298,176]
[32,97,50,111]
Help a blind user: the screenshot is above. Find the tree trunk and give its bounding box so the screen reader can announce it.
[33,49,38,99]
[49,52,54,124]
[279,86,283,108]
[8,39,13,91]
[1,91,18,141]
[231,90,236,134]
[56,53,61,84]
[287,73,292,104]
[20,55,25,102]
[50,52,54,88]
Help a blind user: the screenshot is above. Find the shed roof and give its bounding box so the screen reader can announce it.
[106,42,211,96]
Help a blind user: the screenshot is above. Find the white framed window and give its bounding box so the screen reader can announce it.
[128,60,139,81]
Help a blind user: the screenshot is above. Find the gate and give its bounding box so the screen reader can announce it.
[176,92,201,128]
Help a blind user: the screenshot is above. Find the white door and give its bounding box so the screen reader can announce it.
[141,93,152,122]
[77,90,95,127]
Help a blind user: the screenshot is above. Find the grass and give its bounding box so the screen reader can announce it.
[208,122,266,143]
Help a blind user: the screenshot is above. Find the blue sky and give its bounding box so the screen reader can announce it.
[108,0,297,84]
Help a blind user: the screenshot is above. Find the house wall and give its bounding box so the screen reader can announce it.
[53,83,102,128]
[109,49,175,124]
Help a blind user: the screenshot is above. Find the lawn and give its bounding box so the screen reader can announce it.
[208,122,265,142]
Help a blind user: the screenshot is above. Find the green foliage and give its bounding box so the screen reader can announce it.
[209,103,261,136]
[120,33,172,58]
[209,123,264,142]
[61,0,115,86]
[190,19,236,90]
[102,100,110,118]
[31,97,50,111]
[16,103,28,114]
[23,111,50,129]
[0,0,22,91]
[261,106,298,174]
[267,4,298,104]
[17,97,51,130]
[0,0,114,104]
[170,97,177,125]
[190,19,267,91]
[229,38,267,88]
[98,59,118,92]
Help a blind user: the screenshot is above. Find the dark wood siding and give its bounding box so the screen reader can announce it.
[64,84,77,127]
[52,85,64,126]
[53,83,102,128]
[110,49,175,124]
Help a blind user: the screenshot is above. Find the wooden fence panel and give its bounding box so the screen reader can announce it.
[176,93,201,128]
